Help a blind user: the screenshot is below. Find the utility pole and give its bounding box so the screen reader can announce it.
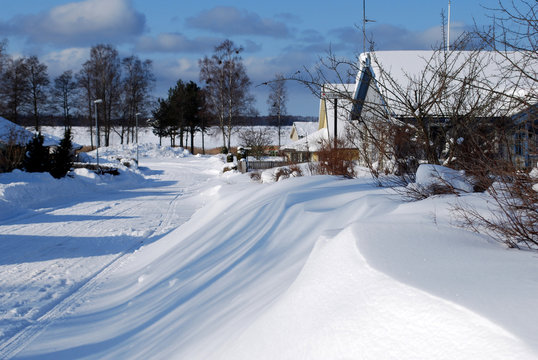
[447,1,451,51]
[93,99,103,168]
[363,0,375,54]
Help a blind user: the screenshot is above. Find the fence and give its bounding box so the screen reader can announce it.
[247,160,289,171]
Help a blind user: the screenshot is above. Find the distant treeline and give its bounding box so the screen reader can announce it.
[14,114,317,128]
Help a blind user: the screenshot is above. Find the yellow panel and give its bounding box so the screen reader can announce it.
[318,98,327,130]
[290,126,298,141]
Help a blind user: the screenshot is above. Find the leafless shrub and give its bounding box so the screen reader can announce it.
[311,138,357,178]
[237,126,274,159]
[273,164,303,182]
[454,166,538,249]
[0,128,26,173]
[396,164,475,201]
[249,171,261,182]
[222,164,237,173]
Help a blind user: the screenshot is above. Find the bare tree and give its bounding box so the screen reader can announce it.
[451,0,538,249]
[119,55,155,144]
[267,73,288,148]
[0,39,6,76]
[82,44,122,147]
[25,56,50,131]
[76,63,95,148]
[199,39,254,151]
[0,57,29,123]
[52,70,78,130]
[238,126,275,159]
[474,0,537,167]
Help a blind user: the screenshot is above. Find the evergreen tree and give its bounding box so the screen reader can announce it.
[23,133,49,172]
[50,128,74,179]
[184,81,205,154]
[151,97,175,146]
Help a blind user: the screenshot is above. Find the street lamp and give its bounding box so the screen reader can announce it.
[93,99,103,168]
[135,112,141,164]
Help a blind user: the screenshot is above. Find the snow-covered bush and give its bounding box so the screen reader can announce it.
[404,164,474,200]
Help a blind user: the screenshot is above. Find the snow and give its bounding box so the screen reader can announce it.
[0,117,63,147]
[39,125,293,148]
[414,163,474,193]
[0,117,33,146]
[290,121,318,139]
[361,50,534,117]
[1,145,537,359]
[281,127,328,152]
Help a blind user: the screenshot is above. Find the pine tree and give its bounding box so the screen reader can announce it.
[50,128,74,178]
[23,133,50,172]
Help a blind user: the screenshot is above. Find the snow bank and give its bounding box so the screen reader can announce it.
[221,228,535,360]
[0,143,179,219]
[0,167,146,220]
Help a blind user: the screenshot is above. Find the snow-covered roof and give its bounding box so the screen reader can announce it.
[292,121,319,138]
[355,50,536,118]
[0,117,62,147]
[0,117,34,146]
[282,128,328,152]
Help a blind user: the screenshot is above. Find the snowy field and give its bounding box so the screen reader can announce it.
[1,145,538,359]
[40,125,295,150]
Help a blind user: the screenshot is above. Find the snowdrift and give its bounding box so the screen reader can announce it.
[1,152,537,359]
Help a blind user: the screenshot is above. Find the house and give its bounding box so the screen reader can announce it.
[289,121,319,142]
[512,105,538,168]
[283,50,536,169]
[281,84,356,162]
[349,50,537,170]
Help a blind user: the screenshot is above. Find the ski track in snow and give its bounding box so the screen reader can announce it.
[0,158,216,359]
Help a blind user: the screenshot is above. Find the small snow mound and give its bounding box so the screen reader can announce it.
[415,164,474,193]
[530,166,538,191]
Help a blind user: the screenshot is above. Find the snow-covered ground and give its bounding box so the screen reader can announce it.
[0,145,537,359]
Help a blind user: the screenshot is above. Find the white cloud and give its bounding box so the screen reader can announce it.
[135,33,218,54]
[186,6,291,38]
[152,58,200,94]
[42,47,89,77]
[3,0,145,46]
[329,22,470,52]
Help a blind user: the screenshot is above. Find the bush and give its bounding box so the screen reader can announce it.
[273,164,303,182]
[23,133,50,173]
[50,128,74,179]
[0,128,26,173]
[454,167,538,249]
[249,171,261,182]
[312,138,357,178]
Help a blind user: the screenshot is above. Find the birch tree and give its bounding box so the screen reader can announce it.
[199,39,254,151]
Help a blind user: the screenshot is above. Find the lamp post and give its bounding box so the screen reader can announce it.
[93,99,103,168]
[135,112,141,164]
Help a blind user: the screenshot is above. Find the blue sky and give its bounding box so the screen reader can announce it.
[0,0,500,116]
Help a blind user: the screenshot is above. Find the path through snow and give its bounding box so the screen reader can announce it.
[0,156,224,358]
